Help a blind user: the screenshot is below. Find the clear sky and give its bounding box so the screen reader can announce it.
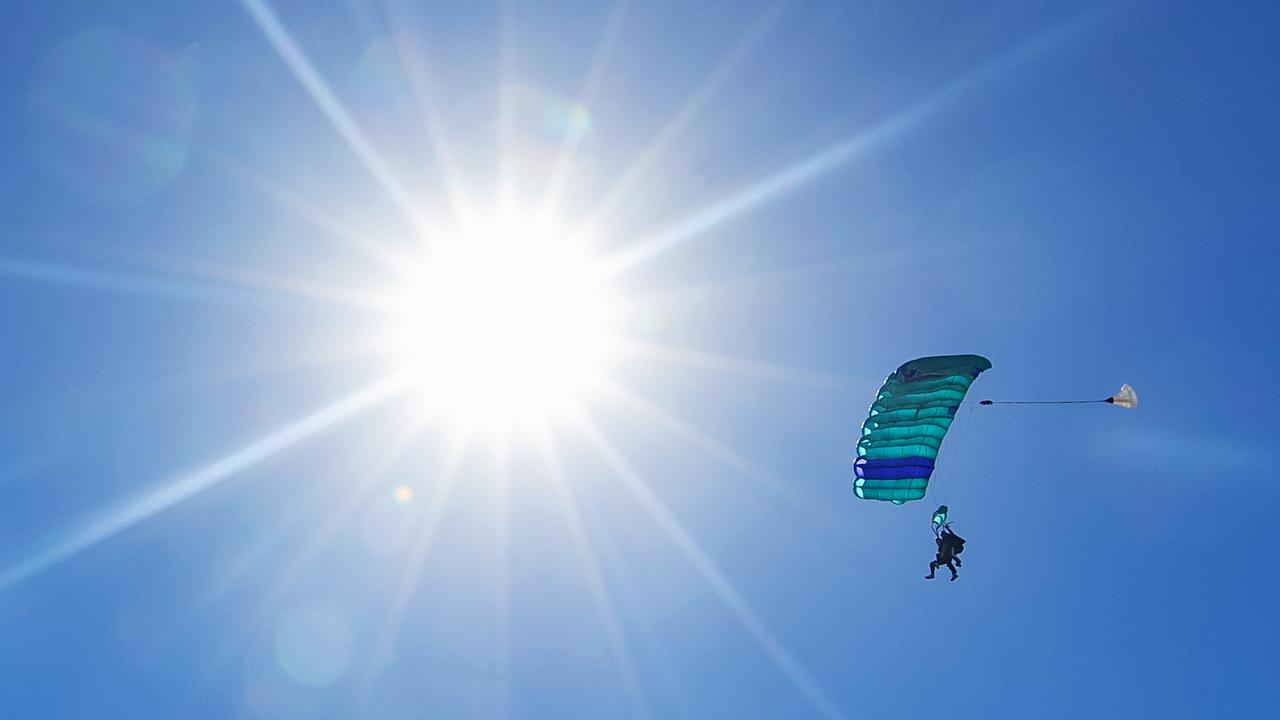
[2,1,1278,718]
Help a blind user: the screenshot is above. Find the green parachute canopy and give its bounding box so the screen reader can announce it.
[932,505,949,529]
[853,355,991,504]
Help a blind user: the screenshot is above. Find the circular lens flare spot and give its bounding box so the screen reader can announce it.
[273,608,352,687]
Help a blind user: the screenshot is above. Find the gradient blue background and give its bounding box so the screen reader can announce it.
[2,1,1278,718]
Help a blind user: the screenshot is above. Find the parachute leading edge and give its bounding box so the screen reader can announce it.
[853,354,991,504]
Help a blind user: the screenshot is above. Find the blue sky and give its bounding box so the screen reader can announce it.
[2,1,1278,718]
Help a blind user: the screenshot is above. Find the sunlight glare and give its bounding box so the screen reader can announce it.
[386,210,619,421]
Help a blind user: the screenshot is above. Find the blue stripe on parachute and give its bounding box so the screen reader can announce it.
[853,456,935,479]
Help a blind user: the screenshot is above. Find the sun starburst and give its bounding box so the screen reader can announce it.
[378,210,621,423]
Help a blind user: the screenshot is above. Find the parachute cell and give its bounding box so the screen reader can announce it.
[853,355,991,503]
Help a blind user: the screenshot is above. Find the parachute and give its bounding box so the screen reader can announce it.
[931,505,949,529]
[1107,384,1138,409]
[852,355,991,504]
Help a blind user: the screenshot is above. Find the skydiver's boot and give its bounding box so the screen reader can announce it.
[950,572,958,581]
[926,562,937,579]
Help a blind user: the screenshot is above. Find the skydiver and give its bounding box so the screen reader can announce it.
[926,530,962,581]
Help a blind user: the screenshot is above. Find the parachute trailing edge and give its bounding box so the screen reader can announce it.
[853,355,991,504]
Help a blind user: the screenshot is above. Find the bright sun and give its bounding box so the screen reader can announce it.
[383,211,619,421]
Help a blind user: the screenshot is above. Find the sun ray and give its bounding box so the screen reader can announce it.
[196,396,448,695]
[568,406,847,720]
[245,396,446,611]
[532,418,653,719]
[0,254,279,307]
[610,338,857,392]
[537,0,630,225]
[496,0,518,211]
[0,374,409,589]
[132,253,399,313]
[148,338,397,393]
[388,416,476,614]
[593,11,1099,280]
[382,53,475,233]
[575,1,788,241]
[199,147,415,273]
[240,0,441,240]
[486,416,513,718]
[574,493,696,717]
[375,3,481,231]
[625,251,909,311]
[592,374,843,529]
[7,334,400,441]
[366,416,478,686]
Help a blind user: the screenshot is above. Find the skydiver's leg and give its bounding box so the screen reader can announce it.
[947,559,958,581]
[926,560,938,579]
